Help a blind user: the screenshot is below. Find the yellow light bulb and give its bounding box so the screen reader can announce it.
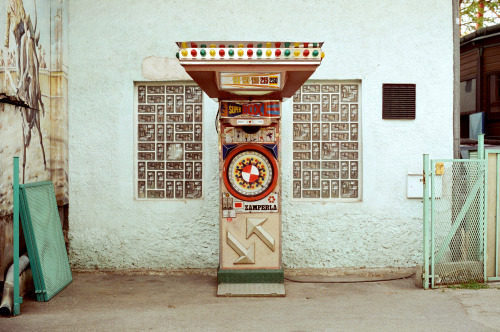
[266,49,272,57]
[181,49,188,57]
[294,42,300,48]
[238,49,244,57]
[181,42,188,48]
[266,42,272,48]
[294,49,300,56]
[210,44,216,48]
[321,52,325,58]
[238,44,244,48]
[210,49,216,57]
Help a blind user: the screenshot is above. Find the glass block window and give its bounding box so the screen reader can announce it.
[292,82,361,200]
[135,83,203,199]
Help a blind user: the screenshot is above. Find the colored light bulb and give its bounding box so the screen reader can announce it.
[219,49,225,57]
[181,49,188,57]
[200,44,206,48]
[219,44,225,48]
[284,49,290,57]
[275,42,281,48]
[266,49,272,57]
[312,50,319,57]
[191,42,197,48]
[275,49,282,56]
[176,52,179,59]
[229,49,234,56]
[238,43,244,48]
[210,49,216,57]
[294,49,300,56]
[303,49,310,56]
[321,52,325,58]
[304,43,309,48]
[181,42,188,48]
[285,42,290,48]
[247,49,253,57]
[238,49,244,56]
[200,49,206,57]
[257,43,263,48]
[294,42,300,48]
[266,42,272,48]
[256,49,262,57]
[228,45,234,48]
[210,44,216,48]
[191,49,197,57]
[247,43,253,48]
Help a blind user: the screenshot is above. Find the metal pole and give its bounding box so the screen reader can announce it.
[478,135,486,280]
[423,154,430,289]
[478,134,484,160]
[496,154,499,277]
[13,157,22,315]
[430,160,436,288]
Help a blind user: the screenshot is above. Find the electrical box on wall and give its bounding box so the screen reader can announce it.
[407,174,442,199]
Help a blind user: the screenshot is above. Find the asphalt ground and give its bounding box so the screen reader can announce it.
[1,268,500,331]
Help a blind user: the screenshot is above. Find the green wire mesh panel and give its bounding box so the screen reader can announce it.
[19,181,72,301]
[431,160,485,286]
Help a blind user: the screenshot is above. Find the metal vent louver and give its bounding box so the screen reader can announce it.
[19,181,72,301]
[382,84,416,119]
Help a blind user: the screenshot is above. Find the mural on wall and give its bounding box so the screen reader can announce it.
[0,0,68,281]
[2,0,48,181]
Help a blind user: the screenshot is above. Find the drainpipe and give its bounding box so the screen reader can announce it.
[0,253,30,316]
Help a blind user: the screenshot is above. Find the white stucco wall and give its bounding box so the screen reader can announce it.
[68,0,454,269]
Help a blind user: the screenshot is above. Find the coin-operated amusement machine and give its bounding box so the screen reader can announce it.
[177,41,324,296]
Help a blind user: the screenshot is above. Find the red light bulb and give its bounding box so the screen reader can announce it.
[219,49,225,57]
[303,49,310,56]
[247,49,253,57]
[191,49,197,57]
[275,49,281,56]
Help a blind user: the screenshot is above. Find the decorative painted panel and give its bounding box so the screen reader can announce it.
[135,83,203,199]
[292,82,360,200]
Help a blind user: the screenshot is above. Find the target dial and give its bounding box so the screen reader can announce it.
[223,144,278,201]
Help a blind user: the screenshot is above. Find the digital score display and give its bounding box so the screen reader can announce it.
[220,72,281,90]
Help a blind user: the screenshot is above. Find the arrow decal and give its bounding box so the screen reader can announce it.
[227,231,255,264]
[246,217,275,251]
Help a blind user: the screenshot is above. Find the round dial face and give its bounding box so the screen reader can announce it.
[223,145,278,201]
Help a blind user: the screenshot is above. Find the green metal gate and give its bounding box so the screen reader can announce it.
[422,138,486,289]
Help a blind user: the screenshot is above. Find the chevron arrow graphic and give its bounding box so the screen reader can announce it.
[227,231,255,264]
[246,217,275,251]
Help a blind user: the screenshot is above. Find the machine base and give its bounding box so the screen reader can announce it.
[217,267,284,284]
[217,283,285,297]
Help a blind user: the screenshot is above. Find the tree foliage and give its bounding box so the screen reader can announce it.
[461,0,500,36]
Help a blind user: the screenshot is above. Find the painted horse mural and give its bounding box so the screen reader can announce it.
[3,0,46,182]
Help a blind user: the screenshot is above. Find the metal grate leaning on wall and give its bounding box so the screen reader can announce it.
[19,181,72,301]
[135,83,203,200]
[291,82,361,200]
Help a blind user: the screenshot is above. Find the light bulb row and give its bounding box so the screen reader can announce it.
[177,48,325,60]
[180,42,322,49]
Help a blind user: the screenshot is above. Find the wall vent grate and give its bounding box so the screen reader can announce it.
[382,84,416,119]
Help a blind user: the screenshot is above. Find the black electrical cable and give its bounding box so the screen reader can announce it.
[284,273,416,284]
[215,107,220,133]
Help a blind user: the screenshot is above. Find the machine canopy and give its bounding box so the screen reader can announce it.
[176,41,324,101]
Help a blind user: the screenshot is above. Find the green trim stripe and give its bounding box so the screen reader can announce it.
[218,268,284,284]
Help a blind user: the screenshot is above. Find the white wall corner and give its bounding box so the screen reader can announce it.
[142,56,192,81]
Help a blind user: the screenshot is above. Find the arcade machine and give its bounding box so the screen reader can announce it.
[177,41,324,296]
